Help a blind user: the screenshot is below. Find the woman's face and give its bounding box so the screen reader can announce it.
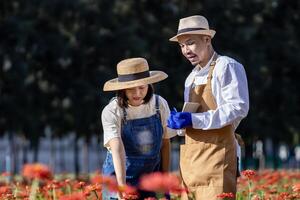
[125,85,149,106]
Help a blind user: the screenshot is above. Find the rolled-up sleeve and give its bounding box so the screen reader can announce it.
[191,61,249,130]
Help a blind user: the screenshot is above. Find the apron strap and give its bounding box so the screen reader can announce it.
[207,52,219,81]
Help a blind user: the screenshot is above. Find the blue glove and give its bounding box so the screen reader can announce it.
[167,111,192,129]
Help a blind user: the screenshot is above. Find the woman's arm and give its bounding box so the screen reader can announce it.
[108,137,126,190]
[160,138,171,172]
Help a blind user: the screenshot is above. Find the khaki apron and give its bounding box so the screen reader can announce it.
[180,54,237,200]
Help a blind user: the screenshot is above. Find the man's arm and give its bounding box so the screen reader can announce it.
[192,62,249,130]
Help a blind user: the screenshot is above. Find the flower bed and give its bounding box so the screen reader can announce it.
[0,164,299,199]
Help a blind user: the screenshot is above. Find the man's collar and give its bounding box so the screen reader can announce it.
[194,52,216,72]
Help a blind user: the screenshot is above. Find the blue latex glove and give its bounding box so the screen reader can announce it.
[167,111,192,129]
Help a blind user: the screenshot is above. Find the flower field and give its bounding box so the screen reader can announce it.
[0,163,299,200]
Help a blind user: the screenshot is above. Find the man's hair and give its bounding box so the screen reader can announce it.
[116,84,154,108]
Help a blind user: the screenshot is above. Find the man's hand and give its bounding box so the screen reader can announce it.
[167,111,192,129]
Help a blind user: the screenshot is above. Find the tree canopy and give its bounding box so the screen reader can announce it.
[1,0,299,146]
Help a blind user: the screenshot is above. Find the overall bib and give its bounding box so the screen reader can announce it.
[102,95,163,199]
[180,55,237,200]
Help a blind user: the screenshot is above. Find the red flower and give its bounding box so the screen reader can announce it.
[278,192,290,200]
[139,172,183,193]
[293,183,300,193]
[22,163,53,180]
[216,192,234,199]
[241,169,256,179]
[15,190,29,199]
[119,185,139,199]
[59,192,85,200]
[102,176,119,192]
[90,173,103,184]
[1,172,10,177]
[119,185,138,195]
[84,184,102,196]
[0,186,12,195]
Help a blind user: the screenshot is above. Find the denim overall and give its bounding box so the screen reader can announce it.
[102,95,163,199]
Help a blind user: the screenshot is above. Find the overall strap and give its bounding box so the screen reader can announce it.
[155,95,161,121]
[122,106,127,125]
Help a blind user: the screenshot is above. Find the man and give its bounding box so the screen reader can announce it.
[167,15,249,199]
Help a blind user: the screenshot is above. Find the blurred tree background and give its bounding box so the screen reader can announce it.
[0,0,299,171]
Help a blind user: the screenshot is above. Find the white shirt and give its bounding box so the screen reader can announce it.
[184,53,249,130]
[101,95,177,148]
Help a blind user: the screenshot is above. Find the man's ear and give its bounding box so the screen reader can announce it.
[204,36,211,44]
[200,35,211,44]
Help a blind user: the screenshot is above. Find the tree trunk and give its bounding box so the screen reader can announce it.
[7,131,15,182]
[33,139,39,163]
[22,135,28,165]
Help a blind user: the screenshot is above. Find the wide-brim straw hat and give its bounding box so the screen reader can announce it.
[103,57,168,91]
[169,15,216,42]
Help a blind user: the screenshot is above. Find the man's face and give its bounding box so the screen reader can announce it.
[178,34,211,66]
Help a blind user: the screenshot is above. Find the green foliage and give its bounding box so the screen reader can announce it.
[0,0,300,145]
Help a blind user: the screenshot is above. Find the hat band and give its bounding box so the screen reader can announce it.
[118,71,150,82]
[177,27,206,34]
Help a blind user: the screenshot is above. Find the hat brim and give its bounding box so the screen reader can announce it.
[103,71,168,91]
[169,29,216,42]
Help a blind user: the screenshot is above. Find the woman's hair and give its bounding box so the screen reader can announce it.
[116,84,154,108]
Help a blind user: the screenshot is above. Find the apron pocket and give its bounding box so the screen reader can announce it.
[180,142,225,188]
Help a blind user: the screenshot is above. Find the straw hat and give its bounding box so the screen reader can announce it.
[169,15,216,42]
[103,58,168,91]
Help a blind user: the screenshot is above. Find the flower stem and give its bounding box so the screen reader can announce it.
[156,192,165,199]
[52,188,57,200]
[29,179,39,200]
[93,190,99,200]
[247,180,252,200]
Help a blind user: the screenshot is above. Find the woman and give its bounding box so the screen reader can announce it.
[101,57,176,199]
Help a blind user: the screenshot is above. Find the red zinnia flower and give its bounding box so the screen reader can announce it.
[22,163,53,180]
[59,192,85,200]
[1,172,10,177]
[90,173,102,184]
[241,169,256,179]
[119,185,139,199]
[0,186,12,195]
[216,192,234,199]
[102,176,119,192]
[293,183,300,193]
[139,172,182,193]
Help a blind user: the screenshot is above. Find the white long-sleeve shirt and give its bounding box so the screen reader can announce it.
[184,54,249,131]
